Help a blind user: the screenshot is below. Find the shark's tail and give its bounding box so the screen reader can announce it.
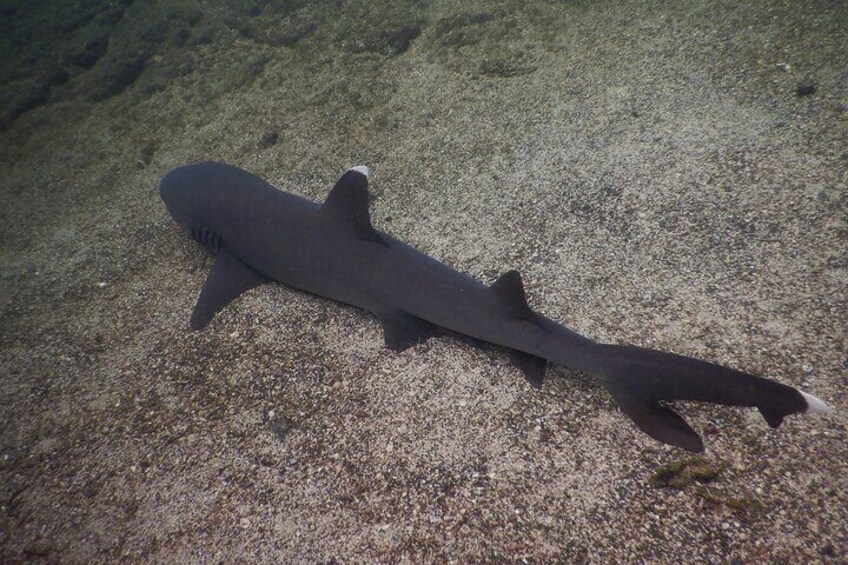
[590,344,831,452]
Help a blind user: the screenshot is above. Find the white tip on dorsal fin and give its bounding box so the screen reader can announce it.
[321,165,386,246]
[351,165,369,178]
[800,391,833,414]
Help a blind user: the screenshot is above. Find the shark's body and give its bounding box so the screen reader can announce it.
[160,162,831,452]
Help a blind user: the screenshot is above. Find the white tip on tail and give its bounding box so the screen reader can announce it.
[351,165,369,178]
[800,391,832,414]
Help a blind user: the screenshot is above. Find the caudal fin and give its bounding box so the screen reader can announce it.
[593,344,831,452]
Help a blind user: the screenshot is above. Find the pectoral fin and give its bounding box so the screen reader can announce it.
[190,250,269,330]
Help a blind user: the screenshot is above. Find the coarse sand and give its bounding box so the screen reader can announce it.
[1,0,846,562]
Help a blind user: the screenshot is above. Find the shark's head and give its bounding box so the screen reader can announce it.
[159,162,241,251]
[160,164,203,233]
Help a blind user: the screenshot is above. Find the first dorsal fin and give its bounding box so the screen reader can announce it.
[491,270,537,321]
[321,166,386,246]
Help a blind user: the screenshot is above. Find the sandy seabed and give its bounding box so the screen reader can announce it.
[1,0,846,562]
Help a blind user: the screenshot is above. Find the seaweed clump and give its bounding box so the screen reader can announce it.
[652,457,724,488]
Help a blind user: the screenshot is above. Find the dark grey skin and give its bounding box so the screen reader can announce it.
[160,162,831,452]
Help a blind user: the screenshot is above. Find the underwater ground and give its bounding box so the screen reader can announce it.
[1,0,846,562]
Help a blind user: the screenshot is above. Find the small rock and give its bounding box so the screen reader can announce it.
[820,543,836,557]
[796,80,817,97]
[258,132,279,149]
[271,417,295,441]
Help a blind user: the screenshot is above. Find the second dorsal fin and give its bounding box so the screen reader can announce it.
[491,270,537,321]
[321,166,386,246]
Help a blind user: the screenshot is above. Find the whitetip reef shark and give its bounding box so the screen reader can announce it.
[160,162,832,452]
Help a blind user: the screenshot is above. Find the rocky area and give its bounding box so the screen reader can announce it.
[1,0,845,562]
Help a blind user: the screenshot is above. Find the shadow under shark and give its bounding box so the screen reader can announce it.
[160,162,831,452]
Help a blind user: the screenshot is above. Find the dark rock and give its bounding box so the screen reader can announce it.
[69,36,109,69]
[228,0,266,18]
[87,52,148,102]
[263,18,318,47]
[434,12,495,47]
[94,0,131,27]
[819,543,835,557]
[344,22,423,56]
[388,25,421,55]
[188,26,217,46]
[478,56,535,78]
[138,141,157,167]
[0,82,50,130]
[46,65,70,87]
[141,20,170,44]
[796,80,817,97]
[258,132,279,149]
[271,417,295,441]
[171,28,191,48]
[435,11,495,37]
